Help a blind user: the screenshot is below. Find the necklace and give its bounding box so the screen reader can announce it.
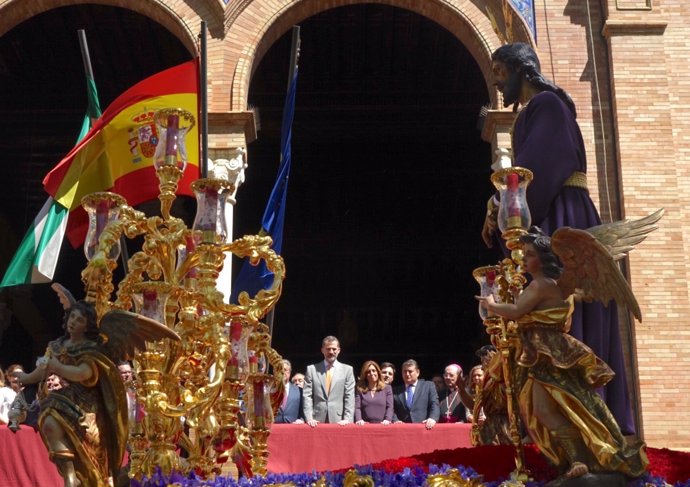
[445,389,459,418]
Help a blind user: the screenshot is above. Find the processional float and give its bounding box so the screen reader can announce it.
[470,158,659,487]
[472,165,533,486]
[80,107,285,479]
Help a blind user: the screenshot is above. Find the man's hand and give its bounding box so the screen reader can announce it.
[356,420,366,425]
[307,419,318,428]
[422,418,436,430]
[293,419,304,424]
[337,419,350,426]
[482,213,497,247]
[482,196,498,248]
[381,420,391,425]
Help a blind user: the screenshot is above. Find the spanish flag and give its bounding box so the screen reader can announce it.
[43,59,200,247]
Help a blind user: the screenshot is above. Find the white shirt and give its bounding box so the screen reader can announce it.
[0,386,17,424]
[405,382,417,404]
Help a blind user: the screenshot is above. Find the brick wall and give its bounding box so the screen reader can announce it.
[1,0,688,449]
[220,0,690,449]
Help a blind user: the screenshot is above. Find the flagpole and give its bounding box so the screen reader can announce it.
[199,21,209,178]
[77,29,130,275]
[286,26,301,92]
[267,25,300,340]
[77,30,94,81]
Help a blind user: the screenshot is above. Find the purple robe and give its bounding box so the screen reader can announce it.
[509,90,635,434]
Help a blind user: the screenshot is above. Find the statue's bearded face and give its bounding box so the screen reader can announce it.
[491,60,522,107]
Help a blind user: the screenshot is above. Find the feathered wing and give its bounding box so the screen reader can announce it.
[585,209,664,261]
[51,283,76,309]
[99,310,181,363]
[551,227,642,321]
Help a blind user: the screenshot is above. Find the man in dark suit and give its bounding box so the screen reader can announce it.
[302,335,355,427]
[393,359,440,429]
[274,359,303,424]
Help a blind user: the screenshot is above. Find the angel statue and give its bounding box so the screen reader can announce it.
[12,284,179,487]
[476,218,659,485]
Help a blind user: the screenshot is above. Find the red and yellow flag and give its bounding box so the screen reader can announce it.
[43,60,200,247]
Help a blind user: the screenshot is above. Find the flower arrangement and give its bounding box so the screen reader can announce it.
[132,445,690,487]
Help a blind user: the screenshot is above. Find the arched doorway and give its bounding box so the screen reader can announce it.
[240,4,498,377]
[0,4,191,366]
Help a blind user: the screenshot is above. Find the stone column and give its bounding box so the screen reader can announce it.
[481,109,517,171]
[207,110,256,303]
[208,147,247,303]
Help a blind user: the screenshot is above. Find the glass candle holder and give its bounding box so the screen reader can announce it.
[491,167,533,233]
[227,319,250,382]
[473,265,500,320]
[131,282,171,325]
[82,192,126,262]
[176,232,201,280]
[153,109,195,171]
[191,179,233,244]
[247,371,274,430]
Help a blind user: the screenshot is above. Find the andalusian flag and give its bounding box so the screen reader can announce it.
[43,59,200,247]
[0,77,102,287]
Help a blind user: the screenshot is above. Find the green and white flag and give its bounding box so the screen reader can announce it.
[0,77,101,287]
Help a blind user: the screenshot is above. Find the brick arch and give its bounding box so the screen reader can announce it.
[0,0,200,55]
[226,0,534,112]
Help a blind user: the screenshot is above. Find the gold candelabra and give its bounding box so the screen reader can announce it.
[78,108,285,479]
[473,167,532,485]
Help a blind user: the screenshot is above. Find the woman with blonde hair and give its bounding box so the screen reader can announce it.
[464,365,485,424]
[354,361,393,424]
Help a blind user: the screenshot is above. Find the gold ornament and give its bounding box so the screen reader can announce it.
[78,108,286,480]
[427,469,487,487]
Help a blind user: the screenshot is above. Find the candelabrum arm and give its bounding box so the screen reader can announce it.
[149,390,189,418]
[82,204,148,310]
[219,235,286,324]
[113,252,154,310]
[189,324,231,409]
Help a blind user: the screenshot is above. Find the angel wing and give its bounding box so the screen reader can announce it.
[585,209,663,261]
[51,283,76,310]
[551,227,642,321]
[99,310,180,363]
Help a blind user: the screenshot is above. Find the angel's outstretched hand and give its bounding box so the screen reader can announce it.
[46,357,63,375]
[12,370,29,385]
[475,294,495,310]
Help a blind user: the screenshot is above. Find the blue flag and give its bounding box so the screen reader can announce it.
[230,69,297,302]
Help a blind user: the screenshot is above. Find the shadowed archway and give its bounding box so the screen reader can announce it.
[0,4,191,366]
[240,4,497,376]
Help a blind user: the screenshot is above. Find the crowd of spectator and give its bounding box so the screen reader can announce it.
[2,335,500,442]
[275,335,497,434]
